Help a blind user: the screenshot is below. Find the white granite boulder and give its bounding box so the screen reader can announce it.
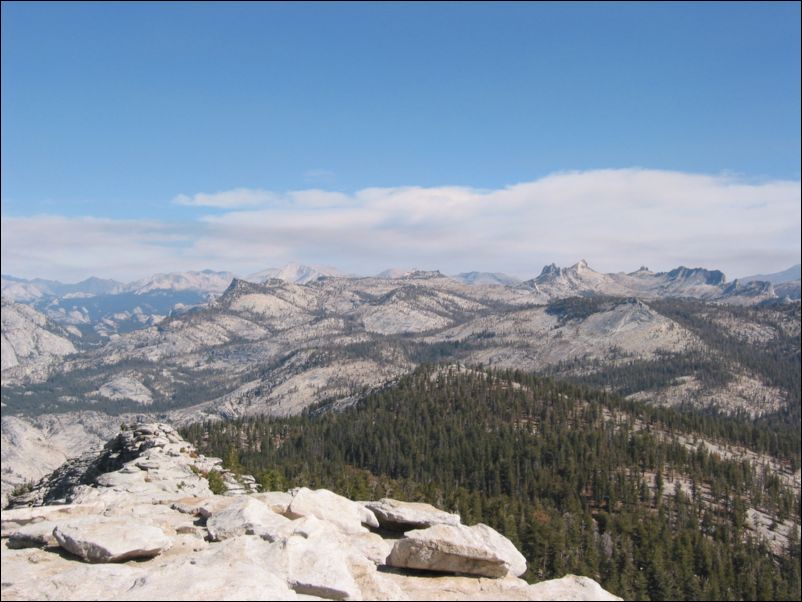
[266,515,364,600]
[114,536,305,601]
[206,496,291,542]
[0,550,142,602]
[6,520,59,549]
[362,498,461,531]
[53,517,172,562]
[286,487,379,534]
[1,501,106,535]
[387,523,527,578]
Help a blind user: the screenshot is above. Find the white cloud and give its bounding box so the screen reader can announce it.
[172,187,354,210]
[173,188,279,208]
[195,169,801,278]
[3,169,800,281]
[1,215,196,282]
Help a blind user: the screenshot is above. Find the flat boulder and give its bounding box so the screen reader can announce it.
[387,523,526,578]
[0,551,142,601]
[115,536,305,601]
[362,498,461,531]
[265,515,364,600]
[6,520,59,549]
[206,496,290,542]
[286,487,379,534]
[53,517,172,562]
[1,501,106,535]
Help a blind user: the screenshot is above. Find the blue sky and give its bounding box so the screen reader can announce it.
[2,2,800,280]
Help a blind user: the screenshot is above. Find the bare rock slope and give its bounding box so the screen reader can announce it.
[2,423,620,601]
[1,298,76,374]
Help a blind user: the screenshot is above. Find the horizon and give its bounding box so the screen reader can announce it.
[3,257,800,286]
[2,3,800,282]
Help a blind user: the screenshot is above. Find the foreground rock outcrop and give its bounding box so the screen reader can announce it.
[387,523,527,578]
[1,423,621,601]
[362,498,461,531]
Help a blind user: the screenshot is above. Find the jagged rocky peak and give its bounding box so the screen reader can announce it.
[220,277,275,299]
[665,266,726,285]
[571,258,591,271]
[533,260,598,285]
[221,275,305,300]
[723,279,774,295]
[1,424,620,601]
[719,279,778,305]
[535,262,563,280]
[401,269,445,280]
[264,277,291,287]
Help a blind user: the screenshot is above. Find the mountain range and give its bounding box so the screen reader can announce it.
[4,260,793,345]
[4,261,799,302]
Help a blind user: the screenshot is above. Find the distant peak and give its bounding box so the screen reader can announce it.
[535,260,595,281]
[738,264,801,286]
[628,265,653,276]
[453,272,520,286]
[246,262,345,284]
[723,279,774,296]
[222,277,264,297]
[403,269,444,280]
[538,263,561,277]
[666,266,726,285]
